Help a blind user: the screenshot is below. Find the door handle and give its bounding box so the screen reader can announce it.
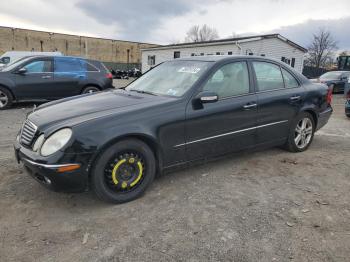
[243,103,257,109]
[290,95,301,101]
[42,75,52,79]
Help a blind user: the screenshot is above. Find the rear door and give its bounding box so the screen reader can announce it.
[14,58,53,100]
[53,57,85,98]
[184,60,258,161]
[251,61,305,145]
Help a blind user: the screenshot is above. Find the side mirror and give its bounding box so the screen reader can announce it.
[17,68,27,74]
[196,91,218,103]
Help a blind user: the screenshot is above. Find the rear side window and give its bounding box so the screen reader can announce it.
[80,60,99,72]
[24,60,52,73]
[282,68,299,88]
[253,62,284,91]
[55,57,82,72]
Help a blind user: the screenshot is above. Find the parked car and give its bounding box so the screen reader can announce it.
[311,71,350,93]
[14,56,333,203]
[0,56,113,109]
[345,78,350,118]
[0,51,62,68]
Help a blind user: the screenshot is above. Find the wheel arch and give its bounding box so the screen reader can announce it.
[87,133,162,187]
[0,84,16,101]
[301,108,318,128]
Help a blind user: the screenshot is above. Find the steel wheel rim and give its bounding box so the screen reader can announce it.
[0,90,8,108]
[104,152,146,193]
[294,118,313,149]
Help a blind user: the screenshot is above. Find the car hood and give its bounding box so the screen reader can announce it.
[28,89,173,131]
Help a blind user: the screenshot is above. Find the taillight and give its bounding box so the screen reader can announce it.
[106,73,113,79]
[326,85,333,105]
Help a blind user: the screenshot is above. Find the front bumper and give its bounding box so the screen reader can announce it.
[316,106,333,131]
[14,139,94,192]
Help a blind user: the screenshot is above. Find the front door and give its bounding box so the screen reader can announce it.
[184,61,258,161]
[251,61,305,145]
[14,58,53,100]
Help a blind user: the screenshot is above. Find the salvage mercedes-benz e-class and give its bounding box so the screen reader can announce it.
[14,56,333,203]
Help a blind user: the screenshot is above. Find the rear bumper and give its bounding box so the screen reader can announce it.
[316,107,333,131]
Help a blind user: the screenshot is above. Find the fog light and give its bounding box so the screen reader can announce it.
[43,176,52,185]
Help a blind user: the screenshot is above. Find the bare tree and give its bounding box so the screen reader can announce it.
[185,24,219,42]
[306,28,338,68]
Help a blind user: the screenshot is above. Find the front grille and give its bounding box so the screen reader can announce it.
[20,120,37,146]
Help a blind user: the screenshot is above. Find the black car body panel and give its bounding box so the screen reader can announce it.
[0,56,113,103]
[14,56,333,192]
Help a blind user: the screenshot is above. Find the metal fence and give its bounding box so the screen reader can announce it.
[302,66,329,79]
[102,62,141,71]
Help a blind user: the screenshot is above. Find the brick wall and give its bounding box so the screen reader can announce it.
[0,26,158,65]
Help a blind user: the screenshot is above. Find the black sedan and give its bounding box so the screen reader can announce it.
[311,71,350,93]
[0,56,113,109]
[14,56,333,203]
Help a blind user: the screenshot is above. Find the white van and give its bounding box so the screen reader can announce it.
[0,51,63,67]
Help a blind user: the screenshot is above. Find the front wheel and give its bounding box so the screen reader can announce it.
[91,139,156,203]
[284,112,315,152]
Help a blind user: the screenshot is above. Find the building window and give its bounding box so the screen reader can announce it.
[281,57,286,62]
[174,51,180,59]
[291,58,295,68]
[147,55,156,66]
[248,52,254,56]
[228,51,233,55]
[260,54,265,57]
[200,53,204,56]
[191,53,195,56]
[216,52,220,55]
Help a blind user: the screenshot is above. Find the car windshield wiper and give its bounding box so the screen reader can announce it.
[129,89,158,96]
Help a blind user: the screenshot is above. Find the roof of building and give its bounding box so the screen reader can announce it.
[141,33,307,53]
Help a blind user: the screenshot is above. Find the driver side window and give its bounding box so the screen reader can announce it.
[203,62,250,98]
[24,60,52,73]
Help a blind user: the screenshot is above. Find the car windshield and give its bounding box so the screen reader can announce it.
[320,72,342,79]
[125,60,213,97]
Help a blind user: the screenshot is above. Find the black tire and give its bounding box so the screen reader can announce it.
[0,87,13,110]
[91,139,156,203]
[284,112,315,152]
[81,86,100,94]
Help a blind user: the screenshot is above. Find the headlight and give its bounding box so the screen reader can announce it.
[40,128,72,156]
[33,134,45,152]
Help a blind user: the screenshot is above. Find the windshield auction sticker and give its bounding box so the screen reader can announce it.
[178,67,201,74]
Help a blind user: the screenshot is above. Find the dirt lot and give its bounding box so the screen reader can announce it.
[0,89,349,262]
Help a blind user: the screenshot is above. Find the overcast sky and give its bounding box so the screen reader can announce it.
[0,0,349,50]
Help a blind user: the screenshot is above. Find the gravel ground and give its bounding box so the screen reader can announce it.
[0,86,349,262]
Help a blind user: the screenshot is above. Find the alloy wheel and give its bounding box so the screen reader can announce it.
[0,90,8,108]
[294,117,313,149]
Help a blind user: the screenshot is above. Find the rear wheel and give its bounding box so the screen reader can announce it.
[0,87,13,110]
[81,86,100,94]
[284,112,315,152]
[91,139,156,203]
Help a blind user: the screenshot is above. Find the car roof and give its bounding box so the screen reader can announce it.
[175,55,285,63]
